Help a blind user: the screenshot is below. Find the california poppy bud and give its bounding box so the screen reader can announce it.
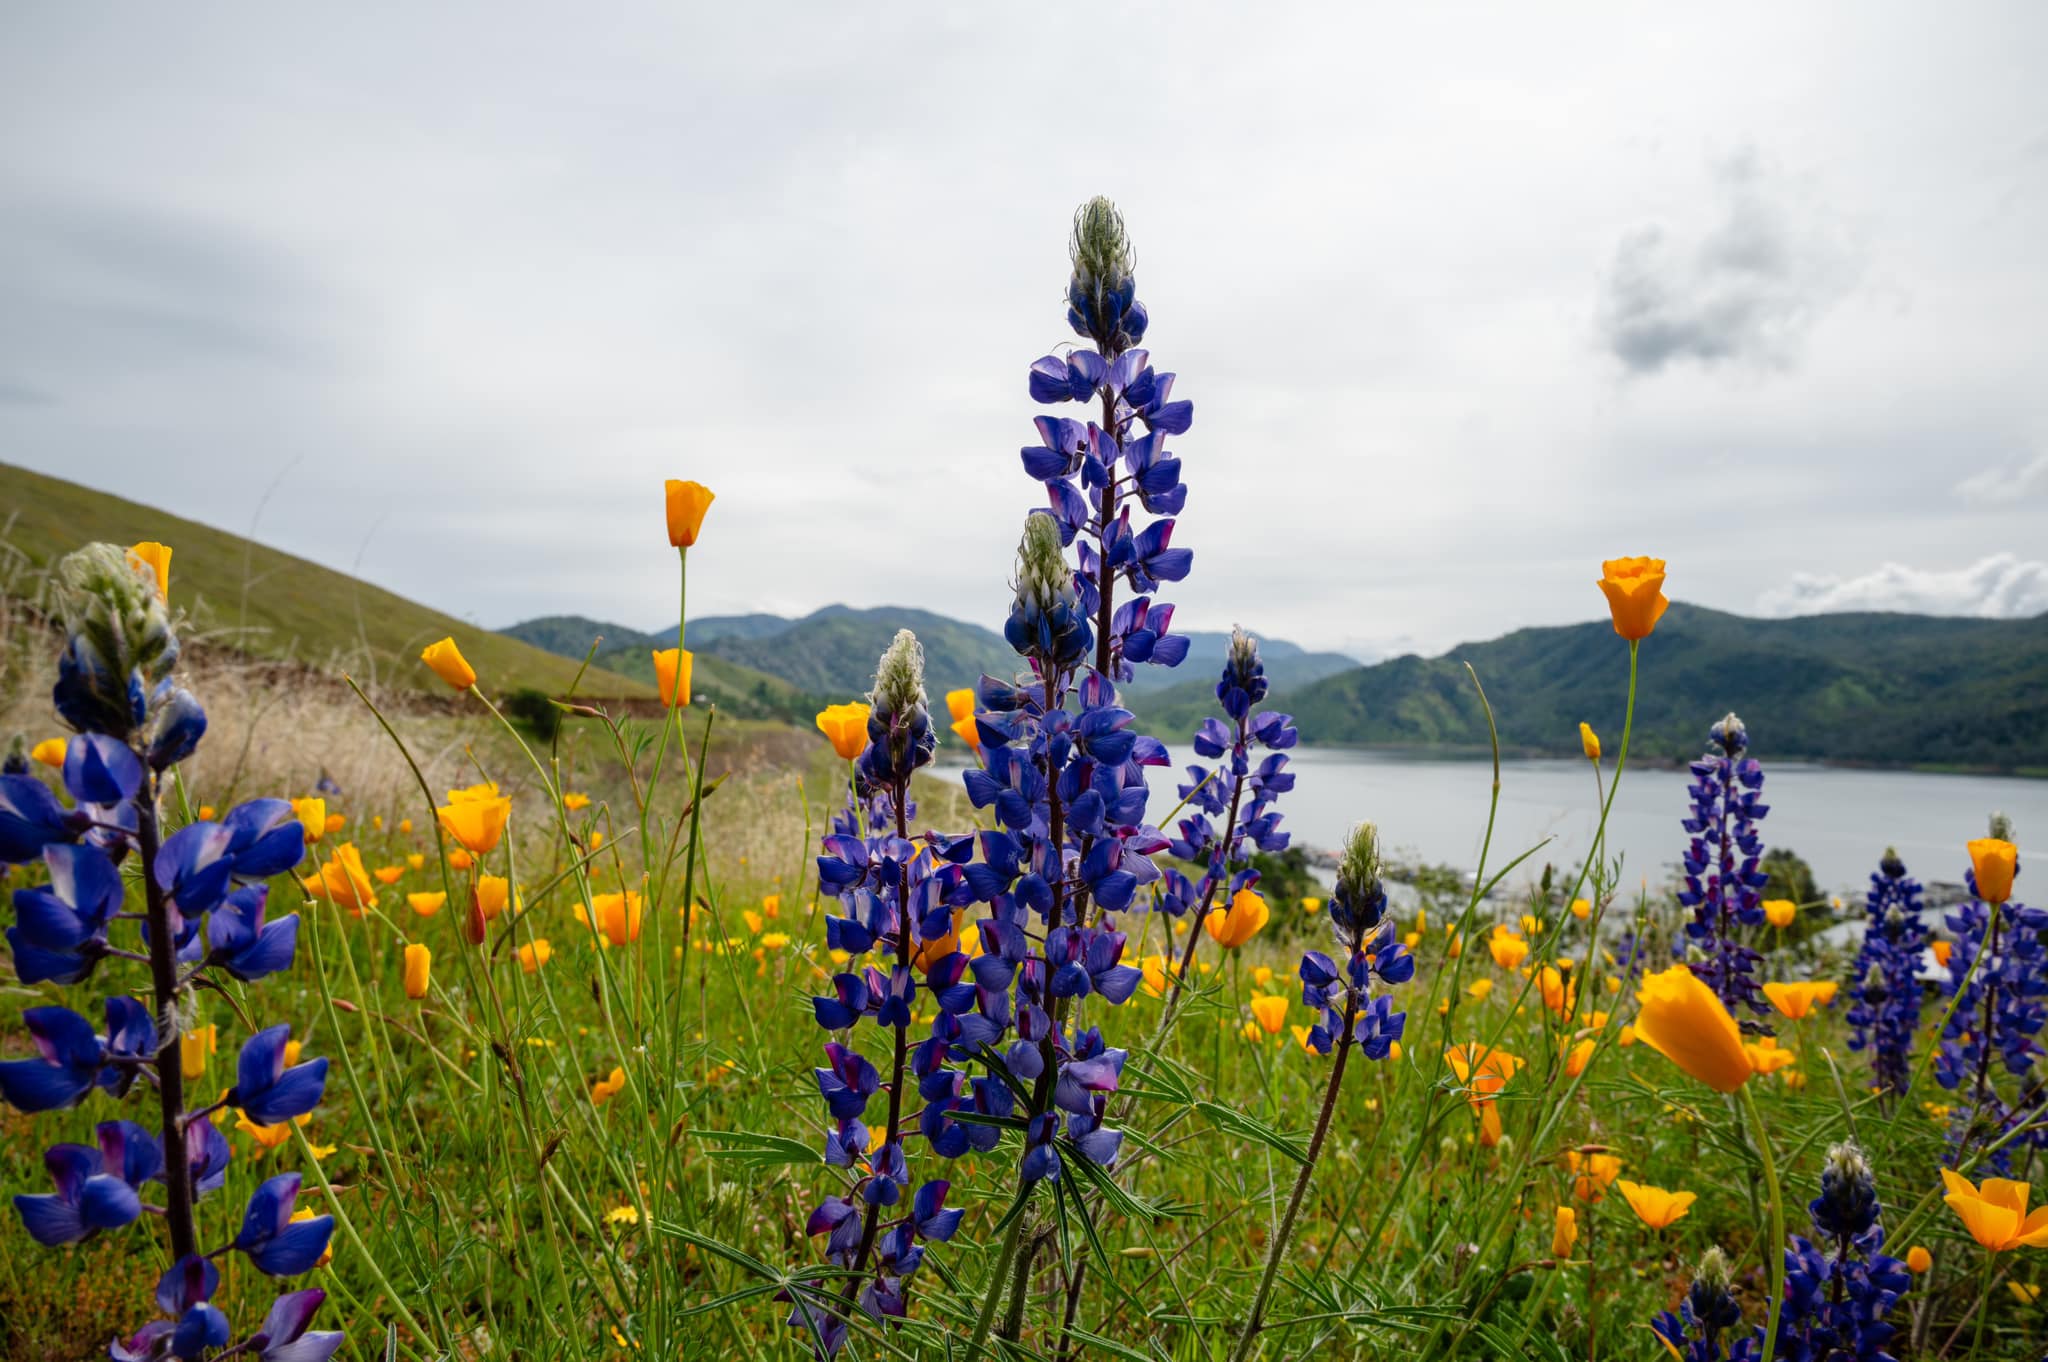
[464,889,488,946]
[420,637,476,691]
[403,943,432,999]
[1967,837,2017,906]
[128,541,172,598]
[663,479,714,548]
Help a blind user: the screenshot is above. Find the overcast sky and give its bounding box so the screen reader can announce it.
[3,4,2044,660]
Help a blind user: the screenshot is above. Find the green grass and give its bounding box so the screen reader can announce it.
[2,679,2037,1359]
[0,461,654,699]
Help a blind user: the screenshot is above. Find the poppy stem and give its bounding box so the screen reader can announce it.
[1736,1081,1785,1358]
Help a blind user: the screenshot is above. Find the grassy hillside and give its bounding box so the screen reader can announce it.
[0,463,652,699]
[500,616,822,726]
[1137,603,2048,772]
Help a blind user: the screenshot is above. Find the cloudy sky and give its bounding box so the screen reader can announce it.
[3,4,2044,660]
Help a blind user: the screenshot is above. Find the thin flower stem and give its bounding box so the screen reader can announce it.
[1737,1081,1786,1359]
[1228,987,1360,1362]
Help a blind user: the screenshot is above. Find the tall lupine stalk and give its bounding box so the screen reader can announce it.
[1845,848,1931,1100]
[0,543,340,1359]
[1049,628,1297,1355]
[1676,712,1772,1014]
[1229,823,1410,1362]
[1935,826,2043,1171]
[1160,627,1297,1014]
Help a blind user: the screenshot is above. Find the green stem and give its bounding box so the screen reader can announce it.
[1230,987,1361,1362]
[1737,1083,1786,1359]
[965,1194,1032,1361]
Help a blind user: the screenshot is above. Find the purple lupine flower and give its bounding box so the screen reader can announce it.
[1674,712,1771,1014]
[1651,1249,1746,1362]
[0,771,84,864]
[142,685,207,771]
[205,885,300,982]
[246,1288,345,1362]
[0,1004,106,1112]
[218,798,310,880]
[233,1173,336,1276]
[7,841,124,984]
[1845,848,1932,1098]
[230,1026,329,1126]
[112,1256,230,1362]
[12,1141,145,1245]
[99,995,157,1099]
[1718,1144,1912,1360]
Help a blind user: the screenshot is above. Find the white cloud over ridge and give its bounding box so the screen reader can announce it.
[1756,555,2048,620]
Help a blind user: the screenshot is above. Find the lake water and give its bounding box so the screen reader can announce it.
[1275,749,2047,896]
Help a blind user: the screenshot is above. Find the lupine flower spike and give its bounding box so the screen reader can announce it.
[1,543,336,1353]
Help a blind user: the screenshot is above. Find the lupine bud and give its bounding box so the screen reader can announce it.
[1988,811,2013,842]
[1880,845,1905,879]
[860,630,935,787]
[1711,711,1747,755]
[1067,196,1143,349]
[144,686,208,771]
[1004,513,1092,670]
[51,543,179,738]
[1216,626,1268,720]
[1814,1141,1879,1239]
[1330,823,1386,944]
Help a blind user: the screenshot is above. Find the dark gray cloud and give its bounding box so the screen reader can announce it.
[1598,151,1858,375]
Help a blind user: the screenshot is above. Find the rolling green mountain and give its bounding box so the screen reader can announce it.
[494,615,822,724]
[1119,629,1357,695]
[1133,603,2048,772]
[508,608,1353,708]
[0,464,652,699]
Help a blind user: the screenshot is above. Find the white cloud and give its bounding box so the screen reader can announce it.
[1597,150,1860,375]
[1955,452,2048,505]
[1756,554,2048,619]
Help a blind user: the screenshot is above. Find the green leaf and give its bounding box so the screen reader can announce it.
[691,1128,822,1168]
[1193,1100,1309,1164]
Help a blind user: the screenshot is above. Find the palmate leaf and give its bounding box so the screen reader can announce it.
[691,1128,821,1168]
[1192,1100,1309,1164]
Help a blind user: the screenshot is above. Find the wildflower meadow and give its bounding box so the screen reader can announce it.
[4,199,2045,1362]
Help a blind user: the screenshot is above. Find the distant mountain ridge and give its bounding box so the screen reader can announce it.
[1132,603,2048,772]
[503,607,1355,705]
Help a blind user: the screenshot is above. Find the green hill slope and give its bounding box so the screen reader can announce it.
[1135,603,2048,772]
[499,616,820,725]
[0,463,652,699]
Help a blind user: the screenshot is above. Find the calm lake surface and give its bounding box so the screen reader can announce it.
[1276,749,2047,895]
